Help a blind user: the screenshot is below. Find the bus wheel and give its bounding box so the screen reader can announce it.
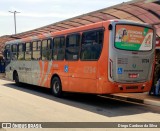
[14,72,20,86]
[51,77,63,97]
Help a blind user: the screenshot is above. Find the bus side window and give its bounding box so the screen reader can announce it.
[18,44,25,60]
[65,34,80,61]
[25,42,32,61]
[32,41,41,60]
[80,29,104,61]
[11,44,18,60]
[42,39,52,61]
[4,45,11,60]
[53,36,65,60]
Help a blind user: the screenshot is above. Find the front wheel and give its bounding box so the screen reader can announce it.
[51,77,63,97]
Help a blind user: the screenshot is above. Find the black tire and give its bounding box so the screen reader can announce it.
[14,72,20,86]
[51,77,63,97]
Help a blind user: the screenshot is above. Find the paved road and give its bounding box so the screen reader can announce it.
[0,79,160,130]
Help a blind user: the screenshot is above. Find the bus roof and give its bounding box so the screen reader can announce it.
[5,19,154,46]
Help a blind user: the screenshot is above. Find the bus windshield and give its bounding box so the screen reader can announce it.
[115,24,153,51]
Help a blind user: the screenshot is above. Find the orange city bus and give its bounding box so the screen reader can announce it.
[4,20,156,97]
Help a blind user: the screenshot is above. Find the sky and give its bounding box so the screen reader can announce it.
[0,0,131,36]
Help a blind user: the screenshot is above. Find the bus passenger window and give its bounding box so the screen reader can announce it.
[53,37,65,60]
[32,41,41,60]
[65,34,80,61]
[42,39,52,61]
[25,42,32,60]
[5,45,11,60]
[80,29,104,60]
[18,44,25,60]
[11,44,18,60]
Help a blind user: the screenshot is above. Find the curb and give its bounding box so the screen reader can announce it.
[144,99,160,107]
[103,94,160,107]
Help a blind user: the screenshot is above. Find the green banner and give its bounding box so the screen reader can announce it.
[115,42,141,50]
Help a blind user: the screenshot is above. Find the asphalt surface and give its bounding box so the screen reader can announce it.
[0,79,160,130]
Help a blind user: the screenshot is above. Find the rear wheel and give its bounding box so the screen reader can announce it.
[51,77,63,97]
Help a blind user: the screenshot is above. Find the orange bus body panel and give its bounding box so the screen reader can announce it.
[35,21,153,94]
[7,20,154,94]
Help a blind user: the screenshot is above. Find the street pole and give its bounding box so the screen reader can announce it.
[9,11,20,34]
